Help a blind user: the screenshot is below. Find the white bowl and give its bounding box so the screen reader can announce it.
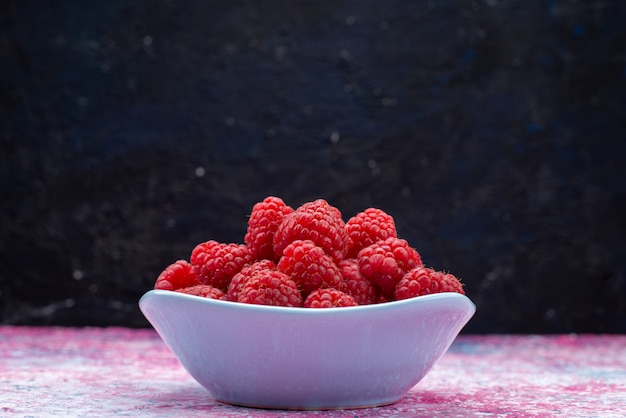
[139,289,475,410]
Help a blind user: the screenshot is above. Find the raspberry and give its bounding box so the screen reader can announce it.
[154,260,199,290]
[238,269,303,307]
[337,258,379,305]
[395,267,465,300]
[190,240,253,291]
[227,259,276,302]
[304,288,358,308]
[345,208,397,259]
[175,284,227,300]
[273,199,348,263]
[277,240,343,298]
[357,237,423,299]
[244,196,294,262]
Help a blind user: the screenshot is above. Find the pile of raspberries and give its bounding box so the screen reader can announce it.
[153,196,464,308]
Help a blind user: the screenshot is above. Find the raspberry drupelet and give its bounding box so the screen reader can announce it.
[154,260,199,291]
[190,240,253,291]
[277,239,343,298]
[238,269,303,307]
[345,208,397,259]
[244,196,294,262]
[337,258,379,305]
[175,284,227,300]
[395,266,464,300]
[227,259,276,302]
[304,288,358,308]
[357,237,423,299]
[273,199,348,263]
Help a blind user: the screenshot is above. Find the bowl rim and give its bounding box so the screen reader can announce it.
[140,289,476,317]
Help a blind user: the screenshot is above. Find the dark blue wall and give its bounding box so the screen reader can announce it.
[1,0,625,332]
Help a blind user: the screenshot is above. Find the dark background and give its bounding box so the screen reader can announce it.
[1,0,625,333]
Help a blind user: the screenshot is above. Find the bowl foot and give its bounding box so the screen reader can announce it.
[216,396,402,411]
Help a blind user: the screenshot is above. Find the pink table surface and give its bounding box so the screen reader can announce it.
[1,327,624,418]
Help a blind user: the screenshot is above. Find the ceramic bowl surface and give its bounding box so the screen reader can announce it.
[139,289,475,410]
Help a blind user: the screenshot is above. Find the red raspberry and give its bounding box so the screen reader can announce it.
[190,240,253,291]
[357,237,423,299]
[345,208,397,259]
[395,267,465,300]
[154,260,199,290]
[227,259,276,302]
[337,259,379,305]
[277,240,343,298]
[175,284,227,300]
[273,199,348,263]
[304,288,358,308]
[238,269,303,307]
[244,196,294,262]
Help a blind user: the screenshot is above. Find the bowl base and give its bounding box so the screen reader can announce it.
[215,395,402,411]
